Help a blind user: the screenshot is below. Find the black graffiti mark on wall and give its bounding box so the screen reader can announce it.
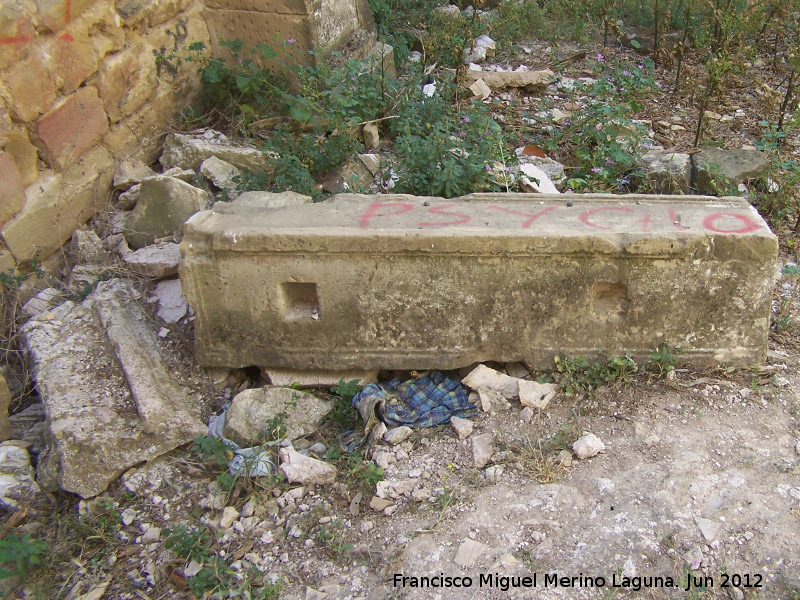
[165,18,189,52]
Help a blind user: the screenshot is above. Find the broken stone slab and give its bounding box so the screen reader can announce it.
[572,433,605,459]
[463,68,553,92]
[454,538,489,567]
[362,122,380,151]
[68,229,110,266]
[212,191,314,214]
[637,151,692,194]
[180,193,777,370]
[518,163,560,194]
[478,388,510,412]
[692,147,769,195]
[0,441,41,509]
[21,280,205,497]
[116,184,140,211]
[462,364,519,399]
[695,516,721,542]
[469,77,492,100]
[151,279,188,323]
[123,242,181,279]
[472,432,494,468]
[125,176,212,249]
[200,156,241,195]
[162,167,197,183]
[263,368,378,388]
[222,386,332,446]
[22,288,61,318]
[514,151,566,185]
[464,35,495,63]
[518,380,557,409]
[279,446,336,485]
[160,131,277,173]
[113,158,155,191]
[450,416,473,439]
[383,426,413,445]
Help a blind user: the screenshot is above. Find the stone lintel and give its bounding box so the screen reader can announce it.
[180,193,777,370]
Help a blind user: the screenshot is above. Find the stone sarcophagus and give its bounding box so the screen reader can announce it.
[179,193,777,370]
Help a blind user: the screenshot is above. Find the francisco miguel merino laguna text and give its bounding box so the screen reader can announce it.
[392,573,678,591]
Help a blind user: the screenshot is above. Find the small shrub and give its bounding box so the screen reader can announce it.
[0,533,47,581]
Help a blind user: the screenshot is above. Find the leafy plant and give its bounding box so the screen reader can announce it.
[0,533,47,580]
[391,76,509,197]
[650,344,679,376]
[555,352,638,396]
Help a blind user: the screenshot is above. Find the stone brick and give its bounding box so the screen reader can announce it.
[46,34,98,94]
[2,148,113,262]
[35,86,109,171]
[0,101,10,136]
[0,244,15,272]
[103,101,165,163]
[0,0,36,71]
[3,132,39,187]
[0,48,59,122]
[0,152,25,226]
[116,0,193,26]
[203,0,313,13]
[181,193,777,370]
[97,44,158,123]
[203,8,313,68]
[37,0,95,32]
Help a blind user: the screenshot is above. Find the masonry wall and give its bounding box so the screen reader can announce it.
[0,0,210,269]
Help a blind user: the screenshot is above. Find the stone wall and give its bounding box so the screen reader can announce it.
[0,0,376,270]
[0,0,209,268]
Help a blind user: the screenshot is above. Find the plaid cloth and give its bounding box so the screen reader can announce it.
[352,372,478,430]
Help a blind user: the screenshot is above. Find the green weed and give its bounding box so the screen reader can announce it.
[554,352,638,396]
[0,533,47,581]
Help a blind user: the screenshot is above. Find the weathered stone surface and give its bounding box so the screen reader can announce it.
[117,184,141,210]
[0,152,25,226]
[0,372,13,442]
[213,191,313,214]
[322,156,373,193]
[200,156,241,195]
[692,147,770,195]
[2,147,113,262]
[3,132,39,187]
[160,131,276,173]
[450,415,473,439]
[638,151,692,194]
[0,48,59,122]
[180,193,777,370]
[518,380,557,409]
[21,280,204,497]
[462,364,519,399]
[113,159,155,191]
[68,229,110,265]
[96,44,158,123]
[35,86,109,171]
[223,386,332,446]
[472,432,494,468]
[263,368,377,387]
[0,441,41,509]
[123,242,181,279]
[518,163,560,194]
[126,176,211,249]
[46,34,98,94]
[279,446,336,485]
[151,279,188,323]
[572,433,605,459]
[515,152,565,186]
[463,68,553,91]
[362,122,379,151]
[22,288,61,317]
[383,426,412,445]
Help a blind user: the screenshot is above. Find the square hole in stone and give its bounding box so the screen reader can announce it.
[280,282,320,320]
